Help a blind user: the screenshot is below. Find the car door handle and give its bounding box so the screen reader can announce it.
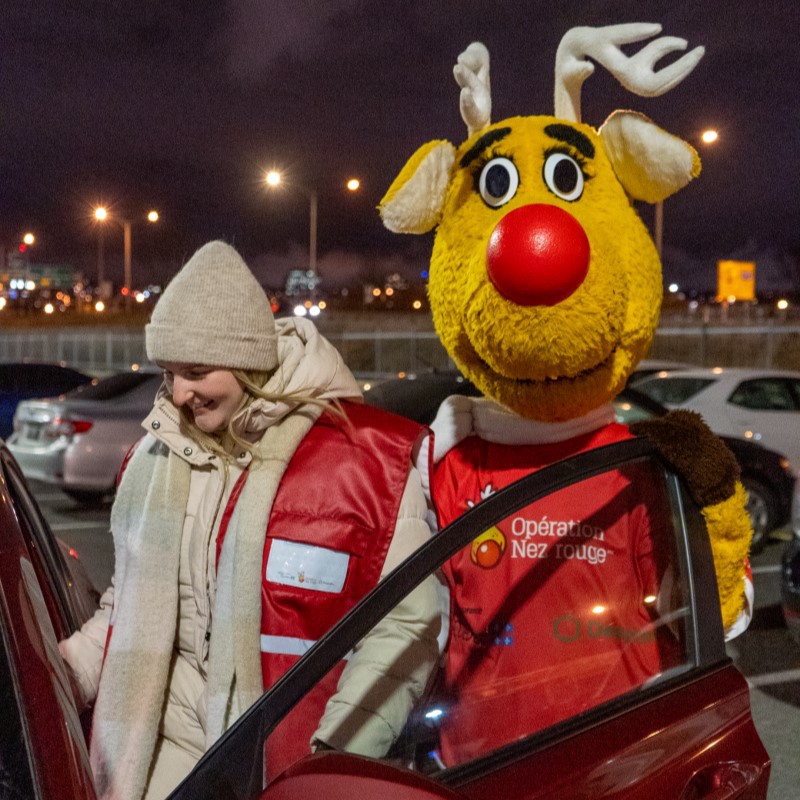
[681,762,764,800]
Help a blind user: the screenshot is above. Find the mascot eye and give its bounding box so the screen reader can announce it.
[542,153,585,201]
[478,157,519,207]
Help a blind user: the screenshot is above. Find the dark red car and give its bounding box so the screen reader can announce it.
[1,436,770,798]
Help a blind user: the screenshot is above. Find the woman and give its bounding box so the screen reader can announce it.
[59,240,440,800]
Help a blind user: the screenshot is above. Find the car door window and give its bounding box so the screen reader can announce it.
[729,379,796,411]
[636,377,715,405]
[0,452,83,638]
[169,440,724,800]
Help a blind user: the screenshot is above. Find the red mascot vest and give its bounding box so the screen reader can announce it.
[432,422,681,765]
[216,401,425,780]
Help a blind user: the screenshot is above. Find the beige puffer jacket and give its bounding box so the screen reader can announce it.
[60,318,440,799]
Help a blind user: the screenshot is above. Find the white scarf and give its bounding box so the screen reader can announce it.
[91,317,360,800]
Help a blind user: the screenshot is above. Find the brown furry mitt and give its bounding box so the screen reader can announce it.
[630,410,740,507]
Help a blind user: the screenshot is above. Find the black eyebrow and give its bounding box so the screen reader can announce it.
[459,126,512,168]
[544,123,595,160]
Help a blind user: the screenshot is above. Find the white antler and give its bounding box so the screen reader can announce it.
[554,23,705,122]
[453,42,491,137]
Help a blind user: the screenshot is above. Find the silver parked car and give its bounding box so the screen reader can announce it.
[7,369,162,504]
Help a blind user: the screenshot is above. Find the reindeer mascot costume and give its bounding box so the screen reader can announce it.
[380,24,753,763]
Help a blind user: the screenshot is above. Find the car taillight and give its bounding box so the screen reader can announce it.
[44,417,94,439]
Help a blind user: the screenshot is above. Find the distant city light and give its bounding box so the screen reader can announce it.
[385,287,394,296]
[265,170,281,187]
[777,299,789,310]
[95,301,105,312]
[23,232,35,245]
[24,280,35,291]
[95,206,108,221]
[293,304,307,316]
[346,178,360,191]
[44,303,54,314]
[318,300,327,310]
[0,298,6,311]
[412,300,422,310]
[420,270,429,279]
[701,129,719,144]
[668,283,679,293]
[135,292,146,303]
[147,210,159,223]
[372,287,381,297]
[309,305,321,317]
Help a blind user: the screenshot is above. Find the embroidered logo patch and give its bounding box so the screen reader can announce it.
[266,539,349,593]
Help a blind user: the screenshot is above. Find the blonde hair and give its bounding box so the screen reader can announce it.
[173,368,344,464]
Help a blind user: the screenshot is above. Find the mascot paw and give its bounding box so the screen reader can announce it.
[630,410,740,507]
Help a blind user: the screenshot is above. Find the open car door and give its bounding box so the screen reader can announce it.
[168,438,769,800]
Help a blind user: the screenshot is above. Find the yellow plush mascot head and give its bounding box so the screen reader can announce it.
[380,24,702,422]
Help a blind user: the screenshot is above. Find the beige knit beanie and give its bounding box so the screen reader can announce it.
[146,240,278,370]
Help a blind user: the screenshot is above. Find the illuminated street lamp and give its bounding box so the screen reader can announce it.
[94,206,160,303]
[654,129,719,259]
[264,171,361,276]
[22,232,35,246]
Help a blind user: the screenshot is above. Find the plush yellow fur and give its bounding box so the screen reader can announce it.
[702,483,753,630]
[428,117,661,421]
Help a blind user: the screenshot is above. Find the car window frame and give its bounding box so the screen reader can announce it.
[168,438,727,800]
[0,449,85,636]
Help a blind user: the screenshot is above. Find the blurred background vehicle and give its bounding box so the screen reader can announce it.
[365,371,794,552]
[781,475,800,644]
[625,359,696,386]
[632,367,800,468]
[0,361,94,440]
[7,368,162,505]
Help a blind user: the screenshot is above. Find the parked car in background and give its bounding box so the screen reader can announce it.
[0,361,94,440]
[625,358,696,386]
[781,477,800,644]
[365,372,795,552]
[7,368,162,505]
[0,439,99,798]
[633,367,800,469]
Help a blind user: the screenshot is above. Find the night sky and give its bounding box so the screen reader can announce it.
[2,1,799,293]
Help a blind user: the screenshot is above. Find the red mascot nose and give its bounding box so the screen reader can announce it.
[486,204,591,306]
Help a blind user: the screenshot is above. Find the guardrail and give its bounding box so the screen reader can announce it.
[1,323,799,376]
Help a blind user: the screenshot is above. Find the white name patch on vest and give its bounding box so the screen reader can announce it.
[266,539,349,593]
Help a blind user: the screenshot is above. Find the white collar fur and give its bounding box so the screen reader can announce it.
[431,395,616,463]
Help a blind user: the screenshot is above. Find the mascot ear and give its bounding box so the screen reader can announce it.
[379,140,456,234]
[599,110,701,203]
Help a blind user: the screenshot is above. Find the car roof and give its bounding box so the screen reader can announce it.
[638,366,800,381]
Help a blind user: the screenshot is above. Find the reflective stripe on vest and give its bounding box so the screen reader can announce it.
[260,634,352,661]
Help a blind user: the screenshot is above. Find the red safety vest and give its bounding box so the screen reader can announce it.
[215,401,425,779]
[432,423,680,765]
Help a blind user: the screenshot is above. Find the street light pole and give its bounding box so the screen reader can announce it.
[308,189,318,275]
[264,171,359,279]
[94,207,158,307]
[123,219,132,297]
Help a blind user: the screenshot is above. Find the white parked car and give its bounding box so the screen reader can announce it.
[634,367,800,469]
[7,369,162,505]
